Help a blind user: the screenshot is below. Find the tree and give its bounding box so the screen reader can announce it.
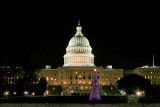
[38,77,47,95]
[15,79,26,96]
[103,85,120,96]
[89,71,101,100]
[0,76,4,98]
[48,85,62,96]
[117,74,152,96]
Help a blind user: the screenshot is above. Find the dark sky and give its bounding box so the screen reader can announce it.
[0,6,159,70]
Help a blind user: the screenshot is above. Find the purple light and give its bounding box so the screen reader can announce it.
[89,71,101,100]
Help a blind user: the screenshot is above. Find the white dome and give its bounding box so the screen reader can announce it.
[68,35,90,47]
[63,21,95,67]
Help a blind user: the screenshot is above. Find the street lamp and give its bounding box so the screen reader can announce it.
[31,92,35,96]
[24,91,29,95]
[136,91,141,96]
[4,91,9,97]
[13,92,17,95]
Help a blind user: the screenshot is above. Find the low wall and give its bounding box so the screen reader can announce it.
[1,103,160,107]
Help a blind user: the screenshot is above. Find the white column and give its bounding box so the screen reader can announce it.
[71,57,72,63]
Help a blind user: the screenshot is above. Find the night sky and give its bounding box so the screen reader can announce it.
[0,6,159,70]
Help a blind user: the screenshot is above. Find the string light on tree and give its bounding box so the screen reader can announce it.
[89,69,101,100]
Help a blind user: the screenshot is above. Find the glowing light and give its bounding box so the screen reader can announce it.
[46,77,49,81]
[31,92,35,96]
[76,72,78,73]
[136,91,141,96]
[80,87,83,90]
[4,91,9,96]
[24,91,29,95]
[94,69,96,71]
[71,90,74,93]
[13,92,17,95]
[89,82,91,84]
[44,90,49,96]
[120,90,126,95]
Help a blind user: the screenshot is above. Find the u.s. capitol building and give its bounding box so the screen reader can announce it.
[35,21,124,96]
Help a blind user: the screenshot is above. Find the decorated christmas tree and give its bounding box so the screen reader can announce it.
[89,69,101,100]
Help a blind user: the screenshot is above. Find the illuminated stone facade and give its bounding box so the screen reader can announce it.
[36,66,124,96]
[133,66,160,85]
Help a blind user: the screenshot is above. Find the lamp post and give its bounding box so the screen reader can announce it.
[4,91,9,97]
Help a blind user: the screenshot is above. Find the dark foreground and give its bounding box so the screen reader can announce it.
[1,103,160,107]
[1,96,126,103]
[1,96,160,103]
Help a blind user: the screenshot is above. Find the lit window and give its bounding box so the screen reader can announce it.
[51,78,53,81]
[46,77,49,81]
[55,79,56,81]
[79,75,82,79]
[80,87,83,90]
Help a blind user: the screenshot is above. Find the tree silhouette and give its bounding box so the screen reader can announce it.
[15,79,26,96]
[0,76,4,98]
[117,74,152,95]
[38,77,47,95]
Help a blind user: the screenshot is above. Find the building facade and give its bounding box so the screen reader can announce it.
[133,66,160,85]
[35,21,124,96]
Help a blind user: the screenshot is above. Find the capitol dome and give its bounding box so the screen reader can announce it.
[63,21,95,67]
